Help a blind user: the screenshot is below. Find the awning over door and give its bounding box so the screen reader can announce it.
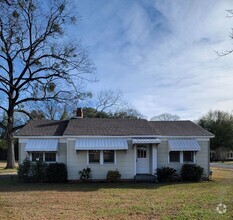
[75,138,128,150]
[132,138,161,144]
[168,139,201,151]
[25,139,59,152]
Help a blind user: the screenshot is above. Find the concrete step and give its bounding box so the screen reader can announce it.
[134,174,157,183]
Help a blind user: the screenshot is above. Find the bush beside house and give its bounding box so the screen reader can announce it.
[157,166,178,182]
[181,164,204,182]
[78,167,92,181]
[156,164,205,182]
[18,158,67,183]
[106,170,121,182]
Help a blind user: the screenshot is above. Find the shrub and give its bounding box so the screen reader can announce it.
[79,167,92,181]
[157,166,178,182]
[46,163,67,183]
[18,159,68,183]
[18,158,31,182]
[30,160,48,183]
[181,164,204,181]
[106,170,121,182]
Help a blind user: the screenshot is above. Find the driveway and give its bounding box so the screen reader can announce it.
[210,163,233,169]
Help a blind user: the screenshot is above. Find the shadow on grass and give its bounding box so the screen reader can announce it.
[0,175,211,193]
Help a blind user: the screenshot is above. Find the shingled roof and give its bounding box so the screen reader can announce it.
[64,118,159,136]
[149,120,214,137]
[15,120,69,136]
[15,118,214,137]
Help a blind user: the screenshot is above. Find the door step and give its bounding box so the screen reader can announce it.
[134,174,157,183]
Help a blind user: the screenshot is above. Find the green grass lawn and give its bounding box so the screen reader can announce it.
[0,167,232,220]
[0,160,18,174]
[213,161,233,165]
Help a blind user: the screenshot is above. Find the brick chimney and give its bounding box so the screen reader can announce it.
[76,108,83,118]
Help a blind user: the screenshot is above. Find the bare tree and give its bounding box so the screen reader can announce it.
[95,89,124,113]
[216,10,233,56]
[0,0,94,168]
[151,113,180,121]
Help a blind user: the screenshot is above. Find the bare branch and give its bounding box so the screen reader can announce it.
[14,109,33,119]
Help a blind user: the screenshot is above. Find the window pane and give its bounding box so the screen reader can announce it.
[169,151,180,162]
[183,151,194,162]
[137,146,147,158]
[143,147,147,158]
[45,152,56,162]
[137,148,141,158]
[32,152,43,162]
[89,150,100,163]
[104,150,114,163]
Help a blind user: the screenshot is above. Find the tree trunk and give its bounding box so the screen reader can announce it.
[6,136,15,169]
[5,104,16,169]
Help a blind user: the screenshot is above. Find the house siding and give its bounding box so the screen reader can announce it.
[18,140,67,165]
[19,143,27,164]
[57,143,67,164]
[157,139,210,177]
[18,137,210,180]
[67,139,135,180]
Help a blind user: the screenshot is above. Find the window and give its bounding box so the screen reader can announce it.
[183,151,194,163]
[137,146,147,158]
[231,153,233,158]
[103,150,114,163]
[32,152,43,162]
[31,152,57,162]
[169,151,180,163]
[89,150,100,163]
[45,152,56,162]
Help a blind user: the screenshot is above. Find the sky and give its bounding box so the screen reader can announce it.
[72,0,233,120]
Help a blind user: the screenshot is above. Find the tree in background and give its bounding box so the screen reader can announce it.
[0,0,94,168]
[216,10,233,56]
[151,113,180,121]
[198,110,233,161]
[112,107,143,119]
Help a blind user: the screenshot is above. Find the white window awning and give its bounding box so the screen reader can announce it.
[132,138,161,144]
[75,138,128,150]
[25,139,59,152]
[168,139,201,151]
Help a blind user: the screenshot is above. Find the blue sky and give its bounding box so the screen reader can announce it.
[72,0,233,120]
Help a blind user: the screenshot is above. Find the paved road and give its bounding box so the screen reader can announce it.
[210,163,233,169]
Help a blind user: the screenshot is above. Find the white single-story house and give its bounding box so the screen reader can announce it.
[15,111,214,180]
[210,150,233,161]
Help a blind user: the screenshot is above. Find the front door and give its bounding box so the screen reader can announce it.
[136,145,149,174]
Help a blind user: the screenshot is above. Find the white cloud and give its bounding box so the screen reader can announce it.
[76,0,233,120]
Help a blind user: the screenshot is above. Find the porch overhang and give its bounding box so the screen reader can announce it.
[132,138,161,145]
[168,139,201,151]
[25,139,59,152]
[75,138,128,150]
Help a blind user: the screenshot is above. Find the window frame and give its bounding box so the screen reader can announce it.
[45,152,57,162]
[30,152,57,163]
[87,150,116,165]
[168,151,196,164]
[31,152,43,162]
[183,151,194,163]
[169,151,180,163]
[137,145,147,159]
[103,150,115,164]
[88,150,101,164]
